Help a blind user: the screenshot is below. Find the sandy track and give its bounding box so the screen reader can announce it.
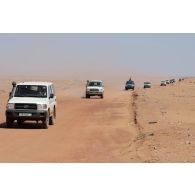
[0,78,195,162]
[0,84,136,162]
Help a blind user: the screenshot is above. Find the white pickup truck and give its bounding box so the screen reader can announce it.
[86,80,104,99]
[6,82,57,129]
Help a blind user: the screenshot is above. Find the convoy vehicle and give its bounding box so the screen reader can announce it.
[161,81,166,86]
[166,80,170,84]
[6,81,57,129]
[170,79,175,83]
[144,82,151,89]
[125,80,135,90]
[86,80,104,98]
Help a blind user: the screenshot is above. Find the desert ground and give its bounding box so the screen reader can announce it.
[0,77,195,162]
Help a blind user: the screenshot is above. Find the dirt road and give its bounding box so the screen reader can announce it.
[0,82,137,162]
[0,78,195,162]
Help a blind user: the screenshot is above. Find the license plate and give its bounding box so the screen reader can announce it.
[19,113,32,117]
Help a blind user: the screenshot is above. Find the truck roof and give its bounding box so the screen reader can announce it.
[16,81,53,86]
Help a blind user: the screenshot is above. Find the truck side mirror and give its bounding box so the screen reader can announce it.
[49,94,54,99]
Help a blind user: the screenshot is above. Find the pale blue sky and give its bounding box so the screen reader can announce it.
[0,34,194,78]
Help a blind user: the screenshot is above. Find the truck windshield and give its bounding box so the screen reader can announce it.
[14,85,47,98]
[126,81,134,84]
[88,82,102,87]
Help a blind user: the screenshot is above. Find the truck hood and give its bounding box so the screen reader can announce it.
[8,97,48,104]
[87,86,104,90]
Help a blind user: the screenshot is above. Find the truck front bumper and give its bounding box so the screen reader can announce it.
[6,110,48,121]
[126,85,135,89]
[86,91,103,96]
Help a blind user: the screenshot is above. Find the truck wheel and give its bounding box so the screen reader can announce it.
[49,116,54,125]
[49,108,56,125]
[43,114,49,129]
[125,88,128,90]
[101,94,104,99]
[6,117,13,128]
[86,94,90,99]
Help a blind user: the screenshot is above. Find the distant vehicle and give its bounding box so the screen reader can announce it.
[170,79,175,84]
[125,80,135,90]
[144,82,151,89]
[6,81,57,129]
[179,78,185,82]
[165,80,170,84]
[86,80,104,99]
[160,81,166,86]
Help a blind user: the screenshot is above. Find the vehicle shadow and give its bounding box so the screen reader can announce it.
[0,122,45,130]
[81,96,103,99]
[123,89,135,91]
[0,123,6,128]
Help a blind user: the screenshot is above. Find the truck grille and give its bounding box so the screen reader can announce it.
[15,103,37,110]
[90,89,99,92]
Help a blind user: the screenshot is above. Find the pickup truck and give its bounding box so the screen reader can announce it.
[6,81,57,129]
[86,80,104,99]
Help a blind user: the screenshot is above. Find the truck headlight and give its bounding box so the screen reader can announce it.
[37,104,47,110]
[6,103,15,110]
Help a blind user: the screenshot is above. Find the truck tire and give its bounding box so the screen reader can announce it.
[6,117,13,128]
[86,94,90,99]
[101,94,104,99]
[49,108,56,125]
[49,115,54,125]
[43,114,49,129]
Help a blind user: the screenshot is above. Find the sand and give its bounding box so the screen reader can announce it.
[0,77,194,162]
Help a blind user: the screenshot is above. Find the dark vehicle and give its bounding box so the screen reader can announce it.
[144,82,151,89]
[170,79,175,83]
[125,80,135,90]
